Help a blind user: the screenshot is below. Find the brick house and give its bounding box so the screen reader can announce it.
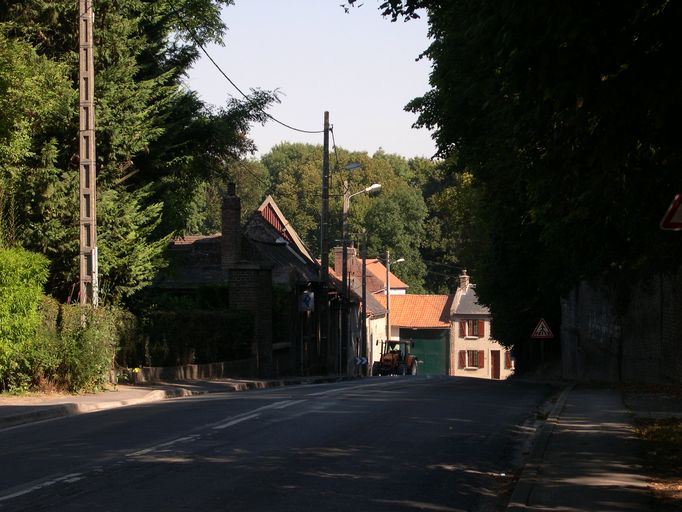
[156,185,328,377]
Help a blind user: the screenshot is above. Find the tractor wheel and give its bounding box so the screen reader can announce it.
[371,362,381,376]
[398,363,407,375]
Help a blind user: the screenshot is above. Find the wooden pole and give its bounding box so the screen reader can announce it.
[79,0,98,306]
[320,112,330,370]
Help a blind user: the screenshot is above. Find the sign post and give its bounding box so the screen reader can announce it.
[531,318,554,366]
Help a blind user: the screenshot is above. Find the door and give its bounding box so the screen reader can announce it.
[491,350,500,380]
[400,328,449,375]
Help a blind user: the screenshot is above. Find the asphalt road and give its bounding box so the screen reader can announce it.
[0,377,553,512]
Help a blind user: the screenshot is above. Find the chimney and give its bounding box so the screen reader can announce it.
[458,269,470,290]
[333,246,343,277]
[221,183,241,271]
[333,245,358,279]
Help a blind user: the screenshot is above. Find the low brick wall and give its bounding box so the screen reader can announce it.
[132,358,258,384]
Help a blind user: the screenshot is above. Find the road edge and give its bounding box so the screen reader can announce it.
[505,382,575,511]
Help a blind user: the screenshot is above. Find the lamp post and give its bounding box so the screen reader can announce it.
[341,175,381,375]
[385,249,405,341]
[361,230,368,374]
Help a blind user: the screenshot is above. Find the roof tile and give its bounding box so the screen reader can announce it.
[377,294,453,328]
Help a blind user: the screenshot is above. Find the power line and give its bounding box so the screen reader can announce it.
[422,259,463,271]
[424,268,461,280]
[167,2,324,135]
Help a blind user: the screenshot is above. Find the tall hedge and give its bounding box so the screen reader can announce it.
[0,247,49,390]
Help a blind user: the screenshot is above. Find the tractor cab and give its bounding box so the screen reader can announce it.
[372,339,418,376]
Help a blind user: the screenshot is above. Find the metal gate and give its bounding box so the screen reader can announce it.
[400,328,449,375]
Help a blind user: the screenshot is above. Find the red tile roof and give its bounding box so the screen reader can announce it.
[365,259,409,291]
[376,294,453,328]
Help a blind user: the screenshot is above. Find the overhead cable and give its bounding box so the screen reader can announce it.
[167,2,324,135]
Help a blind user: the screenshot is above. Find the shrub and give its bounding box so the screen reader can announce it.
[0,248,49,391]
[36,301,124,393]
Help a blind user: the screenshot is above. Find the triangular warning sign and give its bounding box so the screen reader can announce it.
[660,193,682,231]
[531,318,554,339]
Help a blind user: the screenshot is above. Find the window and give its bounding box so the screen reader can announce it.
[459,319,485,338]
[458,350,485,369]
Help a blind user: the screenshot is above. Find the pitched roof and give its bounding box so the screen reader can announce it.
[453,284,490,316]
[257,196,315,264]
[364,259,409,292]
[376,294,453,328]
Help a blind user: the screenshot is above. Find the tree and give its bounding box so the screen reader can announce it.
[0,0,275,303]
[363,185,428,293]
[261,143,430,292]
[353,0,682,346]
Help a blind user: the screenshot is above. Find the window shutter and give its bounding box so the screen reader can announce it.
[505,351,512,369]
[478,320,485,338]
[478,350,485,369]
[458,350,466,368]
[459,320,466,338]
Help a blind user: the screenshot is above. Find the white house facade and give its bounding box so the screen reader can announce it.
[450,271,514,380]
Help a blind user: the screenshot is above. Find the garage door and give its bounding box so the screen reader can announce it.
[400,328,449,375]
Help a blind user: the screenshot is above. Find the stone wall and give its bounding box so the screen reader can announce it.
[561,267,682,384]
[132,359,258,383]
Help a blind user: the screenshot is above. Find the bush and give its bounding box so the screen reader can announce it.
[50,305,118,392]
[0,247,49,391]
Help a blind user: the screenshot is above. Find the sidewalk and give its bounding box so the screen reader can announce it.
[507,385,661,512]
[0,376,344,429]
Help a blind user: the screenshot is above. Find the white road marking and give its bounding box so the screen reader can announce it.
[306,381,401,397]
[211,399,306,430]
[212,413,261,430]
[0,473,84,503]
[0,397,310,504]
[128,434,200,457]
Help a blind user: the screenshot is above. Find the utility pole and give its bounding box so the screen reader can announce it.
[384,250,404,341]
[361,231,368,374]
[341,178,349,375]
[79,0,98,307]
[320,112,330,370]
[385,249,390,340]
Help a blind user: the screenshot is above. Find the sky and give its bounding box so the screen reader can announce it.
[185,1,436,159]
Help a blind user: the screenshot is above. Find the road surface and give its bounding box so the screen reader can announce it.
[0,376,553,511]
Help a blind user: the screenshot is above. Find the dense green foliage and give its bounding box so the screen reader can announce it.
[260,143,433,292]
[351,0,682,346]
[0,0,274,304]
[0,249,120,392]
[37,298,121,393]
[0,248,49,390]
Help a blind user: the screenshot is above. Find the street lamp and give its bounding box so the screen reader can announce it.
[343,182,381,312]
[385,250,405,341]
[340,170,381,375]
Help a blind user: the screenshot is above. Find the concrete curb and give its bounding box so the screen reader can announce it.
[0,376,349,429]
[506,382,575,511]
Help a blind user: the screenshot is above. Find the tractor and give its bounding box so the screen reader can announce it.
[371,339,418,376]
